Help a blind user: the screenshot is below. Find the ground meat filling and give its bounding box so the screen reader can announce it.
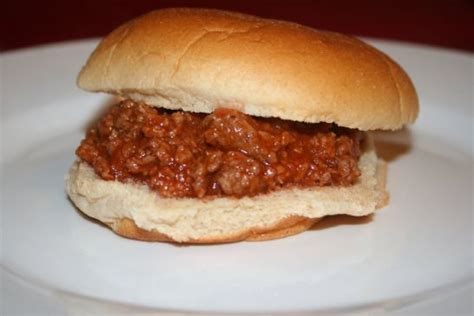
[77,100,362,198]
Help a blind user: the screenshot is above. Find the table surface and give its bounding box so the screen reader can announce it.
[2,0,474,52]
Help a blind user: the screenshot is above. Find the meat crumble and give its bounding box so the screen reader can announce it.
[77,100,362,198]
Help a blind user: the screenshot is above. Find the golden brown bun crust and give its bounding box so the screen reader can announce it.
[110,216,319,244]
[77,8,419,130]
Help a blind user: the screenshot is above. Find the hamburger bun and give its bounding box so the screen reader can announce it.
[67,8,417,243]
[77,8,418,130]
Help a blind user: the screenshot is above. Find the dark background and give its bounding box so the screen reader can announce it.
[2,0,474,52]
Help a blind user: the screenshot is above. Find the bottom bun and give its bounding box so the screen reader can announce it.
[66,135,387,243]
[109,216,320,243]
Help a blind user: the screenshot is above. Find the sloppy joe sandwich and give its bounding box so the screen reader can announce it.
[66,8,418,243]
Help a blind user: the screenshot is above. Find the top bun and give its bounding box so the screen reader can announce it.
[77,8,418,130]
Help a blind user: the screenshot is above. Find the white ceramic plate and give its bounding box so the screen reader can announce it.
[1,39,473,314]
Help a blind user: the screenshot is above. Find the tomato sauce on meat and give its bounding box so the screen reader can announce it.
[77,100,362,198]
